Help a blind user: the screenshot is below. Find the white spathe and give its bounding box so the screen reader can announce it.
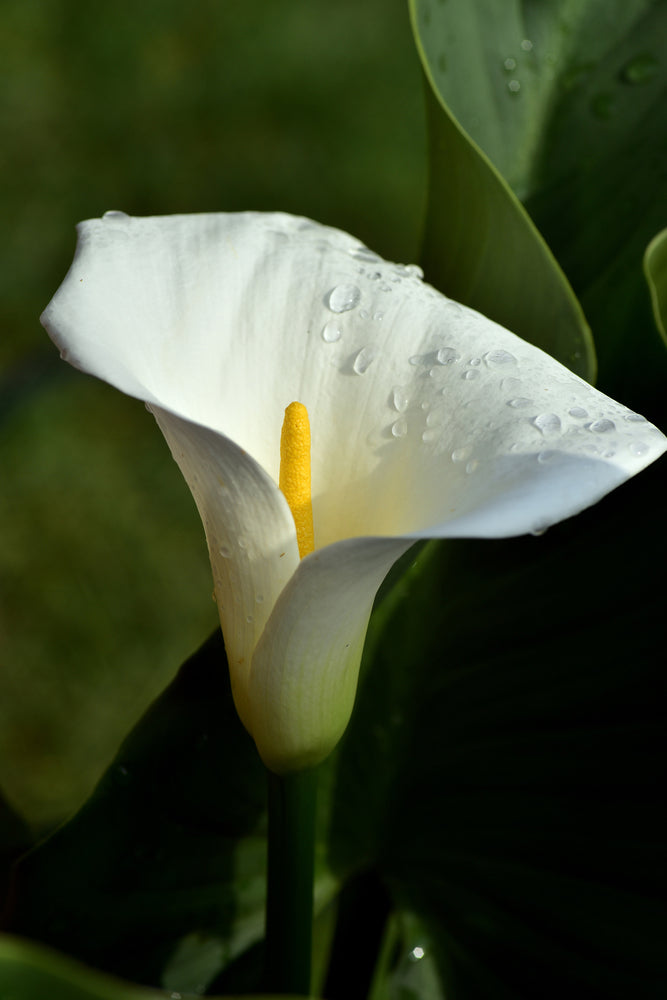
[42,211,667,772]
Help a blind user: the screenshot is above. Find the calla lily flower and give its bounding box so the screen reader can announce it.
[42,211,666,773]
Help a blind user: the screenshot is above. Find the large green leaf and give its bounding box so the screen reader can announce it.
[411,0,667,398]
[409,1,596,381]
[328,451,667,998]
[3,632,337,996]
[0,935,307,1000]
[644,228,667,344]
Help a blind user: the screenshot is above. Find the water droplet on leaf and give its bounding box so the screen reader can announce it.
[391,418,407,438]
[620,53,658,85]
[392,386,410,412]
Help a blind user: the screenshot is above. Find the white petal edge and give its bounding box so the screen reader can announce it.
[248,536,413,772]
[150,406,300,733]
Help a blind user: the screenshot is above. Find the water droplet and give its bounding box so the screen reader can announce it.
[103,210,129,221]
[391,418,407,438]
[409,354,423,366]
[392,386,410,412]
[421,400,430,411]
[426,410,441,427]
[569,406,588,418]
[373,311,384,322]
[328,284,361,313]
[238,538,247,550]
[352,345,377,374]
[464,369,479,380]
[588,418,616,433]
[533,413,562,436]
[507,79,521,94]
[484,349,517,367]
[624,413,646,423]
[469,357,481,366]
[620,53,658,86]
[465,459,479,474]
[359,308,369,319]
[531,524,548,537]
[629,440,649,456]
[507,397,533,408]
[503,57,517,71]
[219,545,231,558]
[451,447,471,463]
[590,92,615,119]
[537,450,556,464]
[246,614,254,624]
[422,428,438,443]
[395,263,424,280]
[409,946,425,962]
[436,346,461,365]
[350,246,381,263]
[321,320,342,343]
[520,39,533,52]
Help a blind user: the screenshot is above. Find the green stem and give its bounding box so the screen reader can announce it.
[264,767,318,996]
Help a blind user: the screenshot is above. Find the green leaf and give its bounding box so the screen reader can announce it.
[328,449,667,998]
[409,1,595,381]
[644,228,667,344]
[410,0,667,397]
[0,934,308,1000]
[4,632,337,996]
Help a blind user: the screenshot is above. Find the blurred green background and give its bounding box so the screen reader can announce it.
[0,0,426,829]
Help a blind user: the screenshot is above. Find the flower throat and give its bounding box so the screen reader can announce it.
[279,402,314,558]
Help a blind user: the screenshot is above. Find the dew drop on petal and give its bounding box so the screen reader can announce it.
[392,386,410,412]
[350,246,382,263]
[469,357,481,366]
[588,418,616,433]
[103,210,129,221]
[629,440,649,456]
[569,406,588,418]
[391,417,408,438]
[328,284,361,313]
[451,447,470,463]
[321,320,342,343]
[533,413,562,436]
[507,397,533,408]
[624,413,647,423]
[436,346,461,365]
[409,354,423,366]
[465,459,479,474]
[352,345,377,374]
[422,428,439,443]
[219,545,231,558]
[246,614,254,624]
[484,349,517,367]
[537,450,556,464]
[464,369,479,380]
